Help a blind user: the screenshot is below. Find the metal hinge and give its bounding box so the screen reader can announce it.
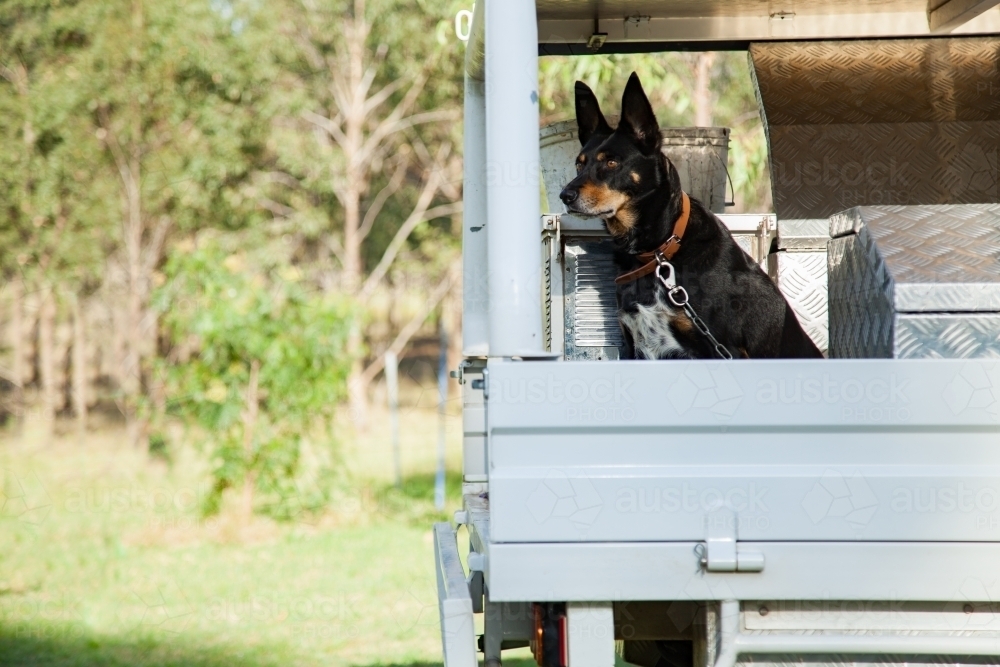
[698,510,765,573]
[449,359,474,385]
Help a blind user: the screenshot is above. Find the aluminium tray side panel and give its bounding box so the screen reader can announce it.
[487,541,1000,603]
[486,359,1000,544]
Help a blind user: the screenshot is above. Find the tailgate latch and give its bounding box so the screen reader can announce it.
[699,510,765,573]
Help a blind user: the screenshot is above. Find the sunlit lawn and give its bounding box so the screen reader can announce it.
[0,397,535,667]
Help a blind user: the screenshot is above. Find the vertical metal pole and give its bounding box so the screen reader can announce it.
[462,71,489,357]
[485,0,545,357]
[435,324,448,510]
[715,599,740,667]
[385,351,401,487]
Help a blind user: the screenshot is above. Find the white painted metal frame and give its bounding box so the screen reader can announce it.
[714,600,1000,667]
[461,2,488,357]
[434,523,477,667]
[537,7,1000,45]
[483,0,547,357]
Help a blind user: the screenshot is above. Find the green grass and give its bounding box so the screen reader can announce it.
[0,405,536,667]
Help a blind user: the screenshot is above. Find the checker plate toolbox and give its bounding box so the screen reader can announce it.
[829,205,1000,358]
[436,4,1000,667]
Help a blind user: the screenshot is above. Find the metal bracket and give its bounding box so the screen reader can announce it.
[468,569,484,614]
[450,359,474,385]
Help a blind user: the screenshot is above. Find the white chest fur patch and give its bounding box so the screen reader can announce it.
[618,293,687,359]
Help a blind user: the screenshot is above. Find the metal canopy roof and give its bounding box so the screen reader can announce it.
[535,0,1000,52]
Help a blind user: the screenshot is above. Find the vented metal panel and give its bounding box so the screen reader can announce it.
[564,241,623,360]
[542,235,554,351]
[751,38,1000,221]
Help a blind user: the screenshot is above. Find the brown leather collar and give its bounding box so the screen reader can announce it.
[614,192,691,285]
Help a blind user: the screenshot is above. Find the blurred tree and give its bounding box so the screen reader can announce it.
[66,0,267,444]
[0,0,115,437]
[256,0,465,424]
[153,234,353,519]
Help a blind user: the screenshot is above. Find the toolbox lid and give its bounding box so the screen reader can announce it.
[829,205,1000,312]
[777,219,830,251]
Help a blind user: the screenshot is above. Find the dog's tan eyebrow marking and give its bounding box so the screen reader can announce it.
[631,171,640,183]
[596,152,605,161]
[577,154,586,163]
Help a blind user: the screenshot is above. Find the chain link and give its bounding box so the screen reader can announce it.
[654,256,734,360]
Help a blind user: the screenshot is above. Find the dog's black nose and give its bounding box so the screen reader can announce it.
[559,188,578,205]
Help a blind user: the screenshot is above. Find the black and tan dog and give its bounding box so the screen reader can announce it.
[559,73,821,360]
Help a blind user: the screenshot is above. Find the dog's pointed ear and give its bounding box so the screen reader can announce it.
[575,81,611,146]
[620,72,660,152]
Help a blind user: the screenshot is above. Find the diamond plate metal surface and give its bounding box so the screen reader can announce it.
[732,233,755,259]
[829,205,1000,358]
[829,230,901,359]
[834,205,1000,311]
[773,251,829,354]
[896,315,1000,358]
[750,39,1000,220]
[778,218,829,250]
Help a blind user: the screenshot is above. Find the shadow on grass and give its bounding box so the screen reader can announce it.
[0,625,289,667]
[0,625,540,667]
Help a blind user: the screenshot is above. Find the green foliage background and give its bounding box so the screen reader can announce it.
[1,0,772,515]
[153,235,353,517]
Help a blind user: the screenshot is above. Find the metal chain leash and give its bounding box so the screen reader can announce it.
[654,252,734,360]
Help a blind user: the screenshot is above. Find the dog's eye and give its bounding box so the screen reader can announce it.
[606,159,618,168]
[576,162,584,172]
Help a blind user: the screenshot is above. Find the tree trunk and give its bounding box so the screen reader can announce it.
[340,1,370,428]
[124,123,146,448]
[343,176,369,428]
[694,52,716,128]
[71,294,87,438]
[9,280,24,414]
[346,327,368,428]
[242,359,260,523]
[38,286,56,444]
